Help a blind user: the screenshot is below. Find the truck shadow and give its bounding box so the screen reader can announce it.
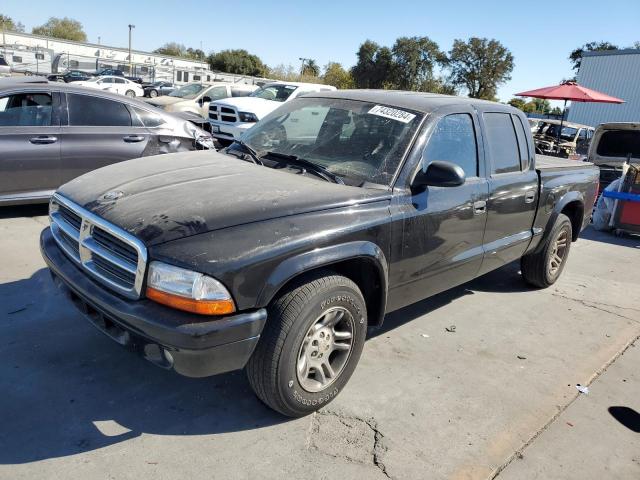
[0,204,49,219]
[0,269,285,465]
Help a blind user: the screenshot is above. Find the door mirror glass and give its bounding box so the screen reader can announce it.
[413,161,466,188]
[201,96,212,104]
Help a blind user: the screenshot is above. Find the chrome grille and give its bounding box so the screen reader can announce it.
[49,193,147,299]
[209,104,238,123]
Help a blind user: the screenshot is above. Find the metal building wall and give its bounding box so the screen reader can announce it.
[568,49,640,127]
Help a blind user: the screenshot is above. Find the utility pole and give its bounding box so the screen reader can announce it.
[128,24,135,74]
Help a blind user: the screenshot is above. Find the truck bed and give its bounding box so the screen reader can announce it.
[536,154,593,170]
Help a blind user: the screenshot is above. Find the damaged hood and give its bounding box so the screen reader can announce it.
[144,96,184,108]
[57,151,389,246]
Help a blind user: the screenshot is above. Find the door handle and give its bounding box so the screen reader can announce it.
[123,135,145,143]
[525,190,536,203]
[29,135,57,144]
[473,200,487,215]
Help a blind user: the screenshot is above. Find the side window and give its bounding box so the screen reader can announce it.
[193,75,201,81]
[176,71,182,82]
[184,72,189,82]
[231,88,252,97]
[207,86,228,101]
[115,78,126,84]
[67,94,131,127]
[13,55,22,63]
[512,114,530,170]
[131,107,166,128]
[483,112,521,174]
[423,113,478,178]
[0,92,52,127]
[100,78,113,84]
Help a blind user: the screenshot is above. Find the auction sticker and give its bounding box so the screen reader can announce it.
[368,105,416,123]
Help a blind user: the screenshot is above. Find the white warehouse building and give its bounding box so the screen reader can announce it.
[0,31,267,86]
[568,49,640,127]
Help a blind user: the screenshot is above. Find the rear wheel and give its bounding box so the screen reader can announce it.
[149,89,158,98]
[125,90,135,98]
[246,271,367,417]
[521,213,572,288]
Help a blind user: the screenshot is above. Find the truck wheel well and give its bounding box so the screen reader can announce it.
[561,201,584,241]
[273,259,385,327]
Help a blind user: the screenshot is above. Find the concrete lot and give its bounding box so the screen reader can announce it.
[0,205,638,480]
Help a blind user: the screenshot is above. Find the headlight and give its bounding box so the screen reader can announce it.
[238,112,258,123]
[146,261,235,315]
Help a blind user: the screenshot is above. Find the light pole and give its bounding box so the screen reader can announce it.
[128,24,135,74]
[298,57,311,76]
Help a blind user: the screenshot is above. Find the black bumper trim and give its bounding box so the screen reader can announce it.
[41,227,267,377]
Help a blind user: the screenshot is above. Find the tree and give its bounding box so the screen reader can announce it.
[569,41,618,71]
[350,40,394,89]
[0,14,24,32]
[186,47,205,61]
[532,98,551,114]
[154,42,188,57]
[391,36,446,91]
[32,17,86,42]
[323,62,354,89]
[301,59,320,77]
[268,64,298,81]
[508,97,526,110]
[550,106,563,116]
[448,37,514,100]
[208,49,267,77]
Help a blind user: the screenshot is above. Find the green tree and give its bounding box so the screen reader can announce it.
[186,47,205,60]
[301,59,320,77]
[550,106,563,116]
[508,97,526,110]
[350,40,394,89]
[322,62,354,89]
[268,63,298,81]
[154,42,188,57]
[391,36,446,91]
[0,14,24,32]
[522,102,537,114]
[532,98,551,114]
[208,49,267,77]
[32,17,86,42]
[569,41,618,71]
[448,37,514,100]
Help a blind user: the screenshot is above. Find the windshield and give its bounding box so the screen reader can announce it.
[169,83,206,99]
[249,84,298,102]
[239,98,423,185]
[544,124,578,142]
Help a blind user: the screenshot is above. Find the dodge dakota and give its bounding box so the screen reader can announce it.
[40,91,599,417]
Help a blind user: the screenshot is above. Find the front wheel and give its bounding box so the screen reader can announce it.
[521,213,573,288]
[246,271,367,417]
[149,89,158,98]
[125,90,136,98]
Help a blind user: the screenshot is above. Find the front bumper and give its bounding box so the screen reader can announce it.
[40,227,267,377]
[208,121,253,140]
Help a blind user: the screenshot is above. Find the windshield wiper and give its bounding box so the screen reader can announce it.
[232,140,263,165]
[265,151,344,184]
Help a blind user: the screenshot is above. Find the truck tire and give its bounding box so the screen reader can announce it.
[246,270,367,417]
[521,213,572,288]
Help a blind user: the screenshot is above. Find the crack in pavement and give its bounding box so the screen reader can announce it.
[551,292,640,324]
[307,410,391,479]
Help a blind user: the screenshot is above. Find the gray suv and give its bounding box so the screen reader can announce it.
[0,78,214,205]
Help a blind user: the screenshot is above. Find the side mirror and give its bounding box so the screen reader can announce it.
[413,161,466,188]
[200,96,212,105]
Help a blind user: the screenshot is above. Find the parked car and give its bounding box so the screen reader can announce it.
[532,119,594,158]
[143,81,175,98]
[39,90,599,416]
[587,122,640,192]
[97,69,143,84]
[0,57,11,77]
[0,77,213,205]
[47,70,94,83]
[208,81,336,145]
[74,75,144,98]
[144,82,257,119]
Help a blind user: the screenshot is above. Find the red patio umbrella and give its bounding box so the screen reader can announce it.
[516,81,624,149]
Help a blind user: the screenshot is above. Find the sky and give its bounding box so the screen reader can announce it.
[3,0,640,104]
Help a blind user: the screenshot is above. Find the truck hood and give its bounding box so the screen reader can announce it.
[213,97,279,119]
[57,151,389,246]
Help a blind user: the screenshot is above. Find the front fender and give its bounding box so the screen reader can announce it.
[256,241,389,324]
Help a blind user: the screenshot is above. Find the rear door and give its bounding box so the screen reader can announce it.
[59,92,149,184]
[477,109,538,275]
[0,89,61,200]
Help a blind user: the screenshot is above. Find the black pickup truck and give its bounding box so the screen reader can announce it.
[40,91,599,416]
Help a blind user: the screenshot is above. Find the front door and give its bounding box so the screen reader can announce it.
[478,110,538,275]
[59,92,149,184]
[390,109,489,309]
[0,89,61,201]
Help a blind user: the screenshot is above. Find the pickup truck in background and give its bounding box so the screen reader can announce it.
[587,122,640,191]
[40,91,599,417]
[208,81,336,145]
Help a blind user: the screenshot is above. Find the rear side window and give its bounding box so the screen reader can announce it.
[115,78,126,84]
[596,130,640,159]
[512,115,530,170]
[484,112,521,174]
[231,87,252,97]
[424,113,478,178]
[67,94,131,127]
[0,92,52,127]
